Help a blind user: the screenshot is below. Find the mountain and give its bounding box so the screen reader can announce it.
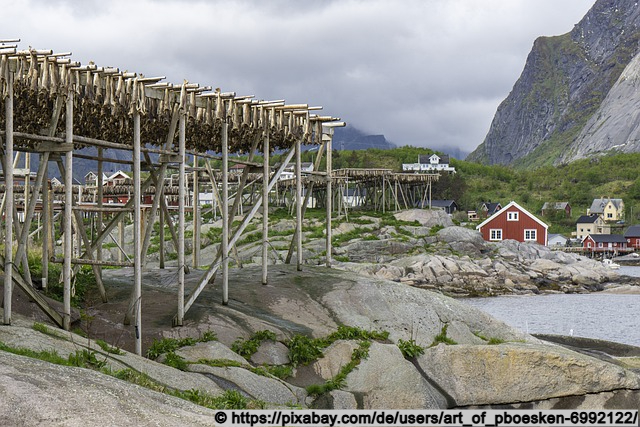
[37,147,134,182]
[332,125,396,151]
[468,0,640,168]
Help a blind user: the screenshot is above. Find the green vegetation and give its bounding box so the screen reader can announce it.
[306,340,371,396]
[288,325,388,368]
[297,146,640,235]
[430,324,457,347]
[287,334,324,367]
[397,339,425,359]
[231,330,277,359]
[96,339,125,355]
[0,341,106,369]
[473,331,506,345]
[146,331,217,360]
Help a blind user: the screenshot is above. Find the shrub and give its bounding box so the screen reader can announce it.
[397,339,425,359]
[288,335,324,367]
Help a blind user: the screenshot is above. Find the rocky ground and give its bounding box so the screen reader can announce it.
[1,209,639,424]
[120,208,636,297]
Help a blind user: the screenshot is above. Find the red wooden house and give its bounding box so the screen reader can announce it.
[582,234,628,252]
[624,225,640,249]
[476,201,548,246]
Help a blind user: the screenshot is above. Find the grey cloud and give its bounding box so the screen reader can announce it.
[2,0,595,153]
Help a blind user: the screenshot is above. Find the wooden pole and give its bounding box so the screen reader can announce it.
[63,88,73,331]
[295,136,303,271]
[176,112,186,325]
[221,119,229,305]
[262,131,269,285]
[42,162,49,290]
[3,70,14,325]
[119,219,125,263]
[159,200,165,269]
[140,156,167,268]
[133,110,142,356]
[192,154,200,268]
[285,141,326,264]
[97,148,104,281]
[325,128,333,268]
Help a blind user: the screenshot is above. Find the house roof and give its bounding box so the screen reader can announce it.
[418,153,450,164]
[548,234,568,242]
[108,170,130,180]
[542,202,570,210]
[430,200,457,208]
[583,234,627,244]
[480,202,501,214]
[476,201,549,231]
[589,198,623,214]
[624,225,640,238]
[576,214,600,224]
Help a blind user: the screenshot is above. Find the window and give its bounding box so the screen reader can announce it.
[524,229,537,241]
[507,211,519,221]
[607,213,613,219]
[587,242,592,248]
[489,229,502,241]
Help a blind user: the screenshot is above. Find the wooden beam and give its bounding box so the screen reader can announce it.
[63,89,73,330]
[262,132,269,286]
[3,70,14,325]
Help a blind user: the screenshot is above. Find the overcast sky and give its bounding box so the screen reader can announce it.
[2,0,595,154]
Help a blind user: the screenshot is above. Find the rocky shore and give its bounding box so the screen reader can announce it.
[337,225,628,296]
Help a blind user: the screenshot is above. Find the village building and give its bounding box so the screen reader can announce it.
[279,161,314,181]
[476,201,548,246]
[541,201,571,218]
[548,233,569,247]
[428,199,458,215]
[402,153,456,173]
[587,197,625,222]
[342,188,366,208]
[582,234,628,252]
[105,170,131,187]
[624,225,640,249]
[84,171,109,187]
[479,201,502,219]
[575,214,610,240]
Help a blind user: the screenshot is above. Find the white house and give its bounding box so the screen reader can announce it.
[548,233,568,247]
[106,170,131,187]
[279,162,314,181]
[84,171,109,186]
[402,153,456,173]
[342,188,366,208]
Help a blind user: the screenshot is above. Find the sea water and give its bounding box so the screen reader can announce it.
[462,269,640,347]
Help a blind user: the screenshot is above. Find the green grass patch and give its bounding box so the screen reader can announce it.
[231,330,277,359]
[96,339,125,355]
[430,324,457,347]
[146,331,217,360]
[306,339,371,396]
[473,331,506,345]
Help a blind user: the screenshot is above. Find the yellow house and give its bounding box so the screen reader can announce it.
[588,197,625,222]
[575,214,611,240]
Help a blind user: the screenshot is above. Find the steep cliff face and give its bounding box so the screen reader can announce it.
[468,0,640,167]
